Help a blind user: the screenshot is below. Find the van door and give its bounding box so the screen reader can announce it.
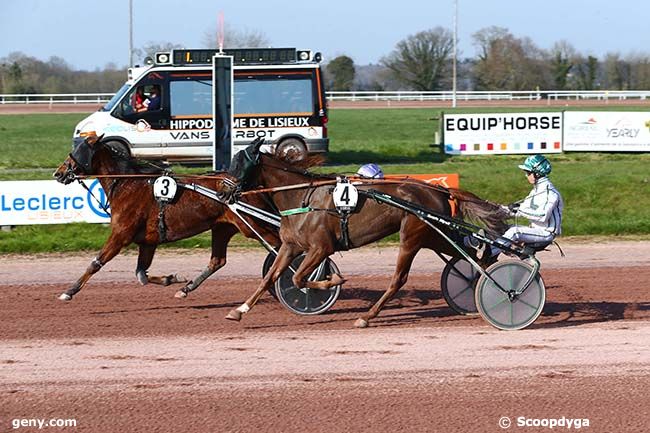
[112,75,169,157]
[165,72,214,158]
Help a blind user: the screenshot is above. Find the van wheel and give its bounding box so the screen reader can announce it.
[105,141,131,158]
[275,139,307,163]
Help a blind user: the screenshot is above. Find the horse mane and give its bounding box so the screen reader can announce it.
[449,188,510,236]
[263,149,333,179]
[98,143,165,175]
[291,154,327,170]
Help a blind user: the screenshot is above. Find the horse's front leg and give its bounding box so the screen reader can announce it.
[175,224,238,298]
[225,243,299,321]
[59,232,131,301]
[292,248,346,289]
[135,244,187,286]
[354,238,420,328]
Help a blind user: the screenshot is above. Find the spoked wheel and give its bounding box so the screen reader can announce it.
[440,257,479,315]
[275,254,342,315]
[475,259,545,330]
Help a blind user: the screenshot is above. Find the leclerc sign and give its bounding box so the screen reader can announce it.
[0,180,110,225]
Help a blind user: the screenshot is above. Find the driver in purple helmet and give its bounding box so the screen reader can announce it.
[356,163,384,179]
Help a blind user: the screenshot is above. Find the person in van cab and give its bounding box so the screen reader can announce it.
[132,87,146,111]
[138,85,161,112]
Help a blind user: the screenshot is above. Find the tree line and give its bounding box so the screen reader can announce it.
[2,26,650,95]
[328,26,650,92]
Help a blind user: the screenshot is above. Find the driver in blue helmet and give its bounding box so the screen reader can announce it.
[494,154,563,254]
[356,163,384,179]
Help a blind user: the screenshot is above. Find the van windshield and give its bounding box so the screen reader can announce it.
[235,76,313,114]
[102,84,131,112]
[168,75,315,117]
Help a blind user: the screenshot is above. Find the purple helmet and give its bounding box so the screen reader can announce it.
[357,163,384,179]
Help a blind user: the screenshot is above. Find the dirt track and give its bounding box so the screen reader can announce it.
[1,241,649,432]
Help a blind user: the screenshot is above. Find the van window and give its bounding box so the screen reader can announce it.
[170,79,212,116]
[235,76,313,115]
[104,84,131,112]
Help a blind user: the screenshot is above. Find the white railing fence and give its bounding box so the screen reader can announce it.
[0,93,115,104]
[1,90,649,105]
[326,90,650,102]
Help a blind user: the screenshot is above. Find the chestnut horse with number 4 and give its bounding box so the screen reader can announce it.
[225,141,509,328]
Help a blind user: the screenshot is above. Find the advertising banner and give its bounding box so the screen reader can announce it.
[443,112,563,155]
[384,174,460,189]
[0,180,110,226]
[564,111,650,152]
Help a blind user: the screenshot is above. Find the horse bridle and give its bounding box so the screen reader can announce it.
[63,139,111,215]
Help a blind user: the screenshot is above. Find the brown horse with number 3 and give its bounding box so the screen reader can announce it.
[53,134,280,301]
[225,141,509,328]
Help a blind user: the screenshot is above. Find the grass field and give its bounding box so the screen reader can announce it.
[1,108,650,253]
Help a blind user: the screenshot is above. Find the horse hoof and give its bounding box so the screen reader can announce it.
[331,274,347,286]
[225,310,242,321]
[354,318,369,328]
[174,290,187,299]
[58,293,72,301]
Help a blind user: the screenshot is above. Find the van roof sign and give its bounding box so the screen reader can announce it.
[169,48,314,65]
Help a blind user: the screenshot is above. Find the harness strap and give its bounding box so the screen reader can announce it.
[338,213,351,251]
[158,202,168,243]
[279,207,312,216]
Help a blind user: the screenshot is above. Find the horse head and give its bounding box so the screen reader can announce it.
[228,137,265,190]
[53,134,107,184]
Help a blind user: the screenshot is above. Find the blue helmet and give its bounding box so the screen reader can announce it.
[518,154,551,177]
[357,163,384,179]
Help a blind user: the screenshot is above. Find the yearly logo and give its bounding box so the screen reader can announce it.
[86,179,110,218]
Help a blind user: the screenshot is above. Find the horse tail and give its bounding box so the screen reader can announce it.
[449,188,510,236]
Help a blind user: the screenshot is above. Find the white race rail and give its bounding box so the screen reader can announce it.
[1,90,649,105]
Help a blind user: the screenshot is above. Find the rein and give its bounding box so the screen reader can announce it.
[239,177,452,196]
[71,173,231,180]
[76,178,112,216]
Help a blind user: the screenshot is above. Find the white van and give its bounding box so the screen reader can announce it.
[73,48,329,163]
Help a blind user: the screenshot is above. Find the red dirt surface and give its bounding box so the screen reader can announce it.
[1,243,649,432]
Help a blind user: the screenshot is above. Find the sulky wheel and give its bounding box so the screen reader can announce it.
[474,259,545,330]
[275,254,341,315]
[441,257,479,315]
[275,138,308,163]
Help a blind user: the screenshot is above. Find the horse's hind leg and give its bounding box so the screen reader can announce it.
[226,243,300,321]
[135,244,187,286]
[354,240,420,328]
[175,224,238,298]
[59,233,130,301]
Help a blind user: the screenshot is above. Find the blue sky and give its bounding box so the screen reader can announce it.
[1,0,647,70]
